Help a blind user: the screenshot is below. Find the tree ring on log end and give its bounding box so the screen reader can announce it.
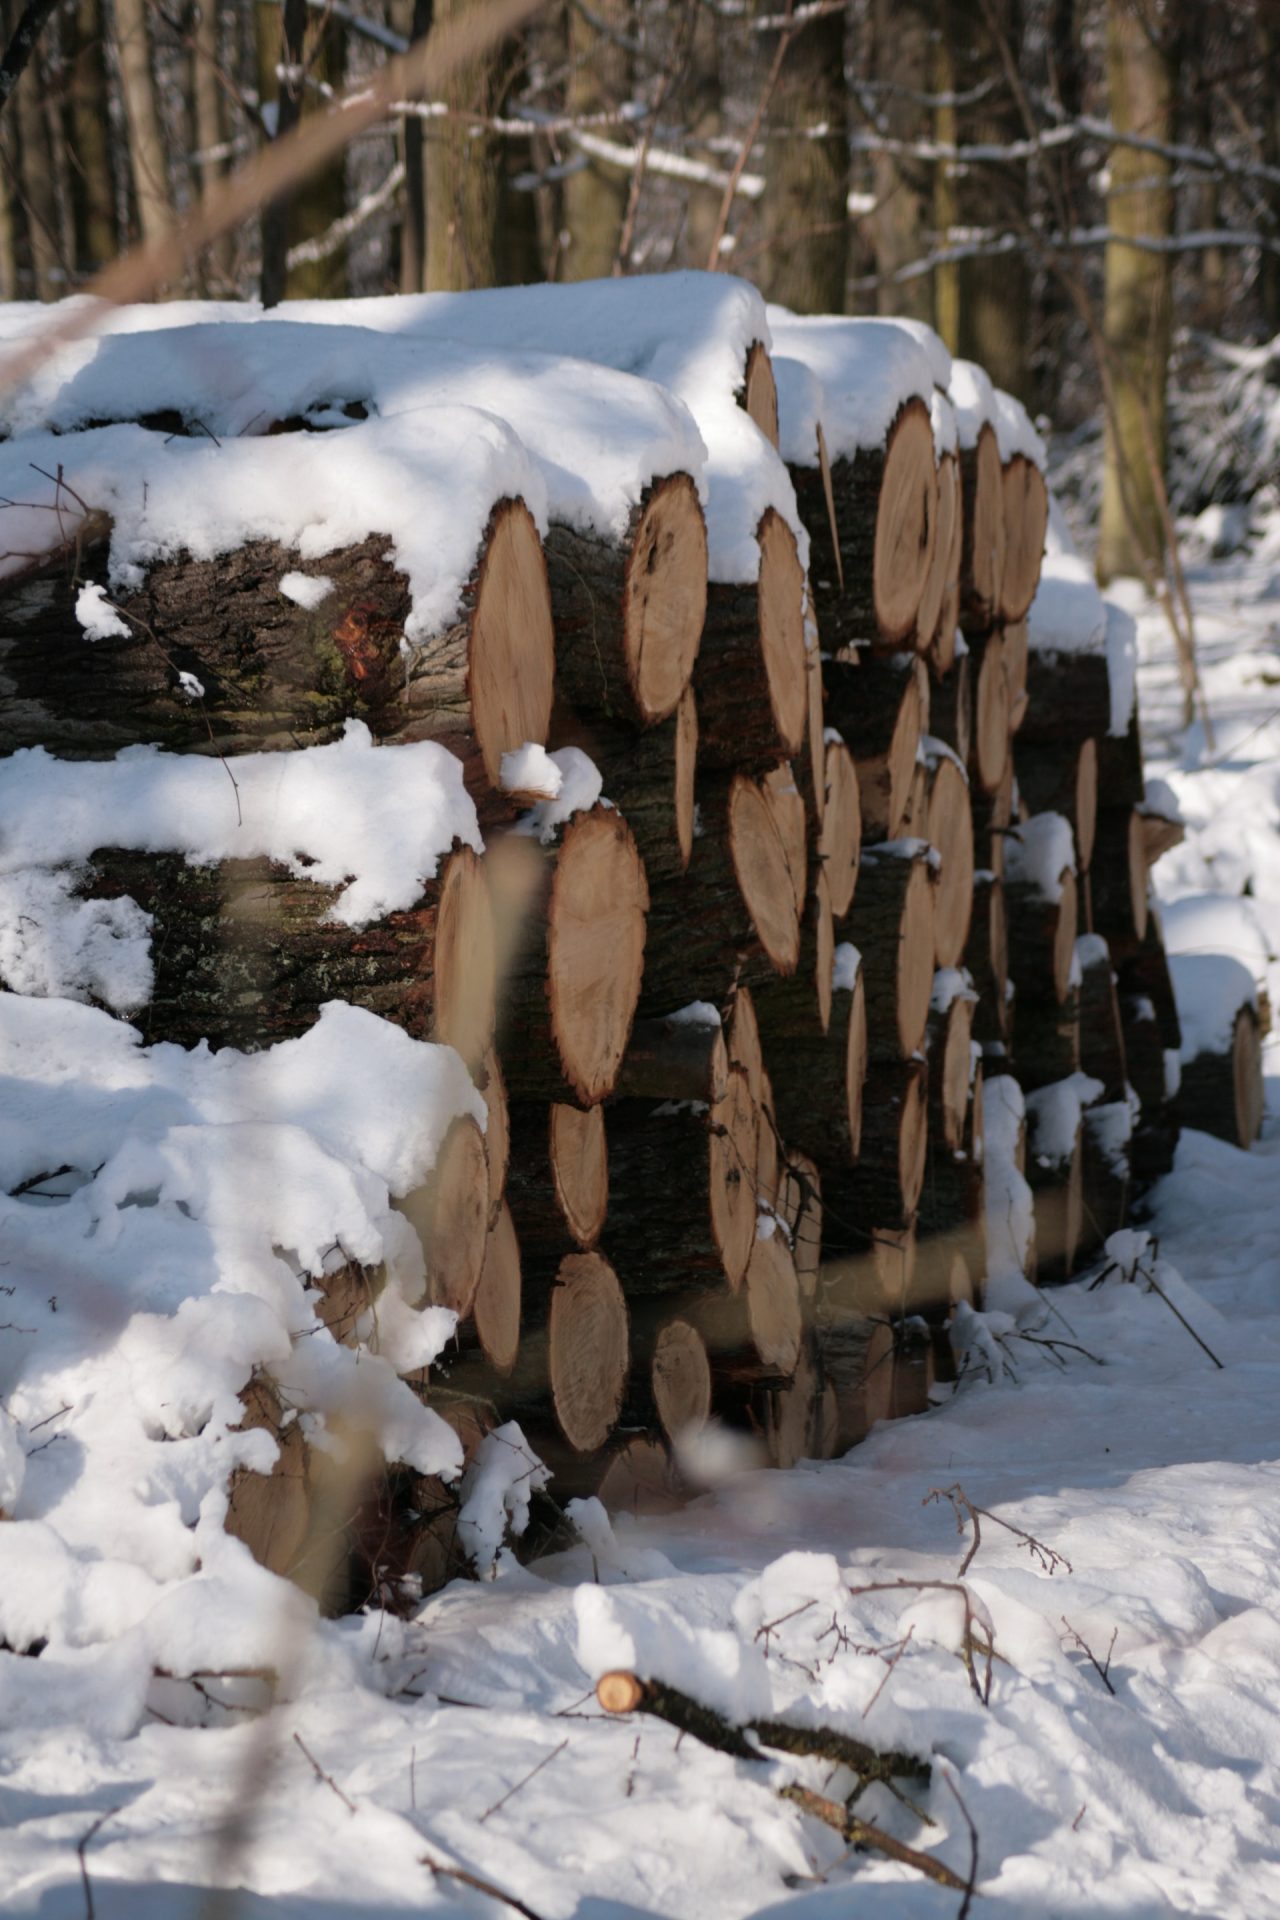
[434,846,497,1073]
[918,452,959,651]
[729,775,803,974]
[652,1319,712,1444]
[973,632,1010,794]
[548,807,649,1104]
[399,1113,490,1319]
[550,1101,609,1249]
[1000,457,1049,622]
[875,399,938,645]
[764,760,809,922]
[712,1066,761,1290]
[899,1068,928,1218]
[940,995,975,1153]
[549,1251,629,1452]
[728,986,764,1107]
[674,684,698,871]
[623,474,709,723]
[846,968,868,1162]
[757,509,808,757]
[478,1048,509,1225]
[1076,739,1098,872]
[966,424,1006,623]
[745,1228,803,1377]
[742,341,780,449]
[474,1199,521,1374]
[815,871,835,1034]
[821,740,861,919]
[930,757,974,969]
[897,859,936,1056]
[469,498,556,786]
[1053,870,1080,1003]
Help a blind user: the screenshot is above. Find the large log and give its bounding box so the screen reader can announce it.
[741,339,780,447]
[81,838,495,1057]
[967,629,1010,795]
[753,870,834,1042]
[397,1113,492,1318]
[927,973,977,1155]
[1177,1005,1264,1150]
[694,509,807,768]
[823,652,927,845]
[816,1314,895,1451]
[824,1060,928,1240]
[506,1100,609,1255]
[817,736,862,919]
[559,686,697,887]
[847,841,936,1061]
[545,474,708,727]
[489,804,649,1105]
[918,450,960,654]
[695,1224,803,1386]
[0,508,556,794]
[767,951,867,1171]
[791,399,938,651]
[613,1007,729,1105]
[1004,816,1079,1006]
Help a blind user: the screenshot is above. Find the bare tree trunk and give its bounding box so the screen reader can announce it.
[396,0,431,292]
[10,21,61,296]
[757,1,848,312]
[192,0,232,288]
[496,30,542,282]
[955,0,1031,402]
[561,0,630,279]
[1258,3,1280,336]
[425,0,502,289]
[66,0,116,274]
[932,3,959,350]
[869,0,934,323]
[0,120,17,296]
[257,0,347,302]
[681,0,722,271]
[1097,0,1175,582]
[114,0,174,253]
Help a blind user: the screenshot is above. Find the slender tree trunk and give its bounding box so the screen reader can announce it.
[66,0,116,274]
[561,0,630,279]
[496,31,542,282]
[1097,0,1175,582]
[1257,4,1280,335]
[114,0,174,253]
[869,0,934,323]
[192,0,232,288]
[757,1,848,312]
[932,3,959,351]
[396,0,431,292]
[682,0,722,271]
[954,0,1031,401]
[11,24,61,297]
[0,120,17,297]
[425,0,503,289]
[257,0,348,302]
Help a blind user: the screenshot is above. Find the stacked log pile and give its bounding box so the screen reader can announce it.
[0,278,1261,1596]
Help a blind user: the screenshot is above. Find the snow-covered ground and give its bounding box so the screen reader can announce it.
[5,514,1280,1918]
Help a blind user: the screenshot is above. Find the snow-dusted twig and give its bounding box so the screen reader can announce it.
[421,1854,547,1920]
[76,1806,120,1920]
[292,1732,356,1813]
[779,1785,969,1893]
[942,1769,980,1919]
[926,1483,1073,1580]
[1091,1237,1224,1369]
[286,160,405,267]
[1061,1617,1118,1696]
[479,1739,568,1823]
[845,1579,997,1705]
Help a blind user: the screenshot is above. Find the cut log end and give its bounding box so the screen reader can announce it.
[973,632,1011,795]
[730,773,803,974]
[550,1101,609,1249]
[897,857,937,1057]
[874,398,938,646]
[763,760,809,925]
[930,755,974,969]
[962,423,1007,627]
[479,1048,509,1225]
[624,474,710,723]
[470,498,556,787]
[549,806,650,1104]
[742,340,780,449]
[999,457,1049,622]
[434,846,497,1073]
[938,991,976,1154]
[744,1226,804,1378]
[1077,738,1099,873]
[398,1113,491,1320]
[728,985,764,1106]
[758,509,809,758]
[917,451,958,650]
[652,1318,713,1444]
[549,1251,630,1453]
[713,1066,763,1290]
[1054,869,1081,1004]
[675,685,698,872]
[899,1067,929,1219]
[820,739,862,920]
[474,1199,522,1374]
[597,1670,645,1715]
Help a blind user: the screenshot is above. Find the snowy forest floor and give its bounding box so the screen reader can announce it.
[6,516,1280,1917]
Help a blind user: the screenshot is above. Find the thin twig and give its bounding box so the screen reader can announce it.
[1061,1617,1118,1696]
[292,1731,357,1813]
[76,1806,120,1920]
[704,11,795,269]
[942,1769,980,1920]
[479,1739,568,1823]
[421,1855,547,1920]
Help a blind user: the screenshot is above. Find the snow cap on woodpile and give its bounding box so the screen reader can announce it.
[948,357,999,449]
[0,405,548,642]
[766,308,945,464]
[274,271,804,585]
[1027,500,1137,734]
[992,386,1048,469]
[1005,811,1077,904]
[1169,951,1259,1061]
[3,320,709,551]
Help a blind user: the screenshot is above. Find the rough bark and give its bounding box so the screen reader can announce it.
[958,425,1005,631]
[694,510,807,767]
[824,652,926,846]
[561,0,630,279]
[1021,648,1113,748]
[824,1060,928,1241]
[756,0,848,314]
[424,0,504,290]
[768,967,866,1172]
[847,841,936,1061]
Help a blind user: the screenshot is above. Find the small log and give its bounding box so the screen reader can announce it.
[1017,737,1098,873]
[824,1061,928,1240]
[768,958,867,1171]
[489,804,649,1105]
[741,339,780,447]
[824,651,927,844]
[972,752,1014,880]
[397,1113,492,1319]
[613,1009,729,1105]
[968,628,1010,795]
[81,838,494,1057]
[791,399,938,651]
[559,685,697,886]
[817,736,862,919]
[1089,808,1149,957]
[639,768,803,1014]
[927,750,974,968]
[917,1063,986,1300]
[958,422,1006,630]
[847,841,937,1060]
[1076,934,1128,1101]
[1005,824,1079,1006]
[623,1315,714,1446]
[605,1068,760,1292]
[473,1200,522,1375]
[998,456,1049,622]
[1177,1005,1264,1150]
[817,1314,895,1449]
[506,1100,609,1255]
[545,473,708,727]
[917,450,959,651]
[695,509,807,767]
[598,1437,688,1516]
[926,650,972,784]
[763,1331,825,1468]
[0,510,557,798]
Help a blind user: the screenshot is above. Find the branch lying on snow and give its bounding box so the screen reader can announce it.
[926,1482,1073,1580]
[779,1786,969,1893]
[595,1670,930,1790]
